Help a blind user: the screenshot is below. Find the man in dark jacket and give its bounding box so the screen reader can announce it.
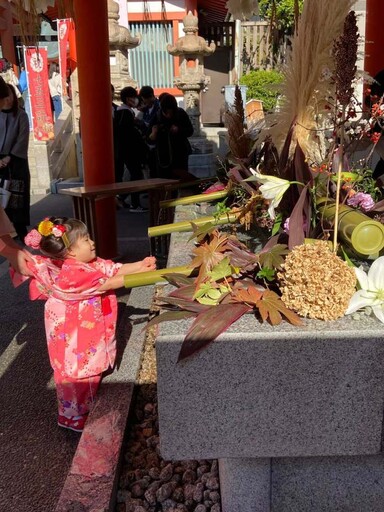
[113,86,149,212]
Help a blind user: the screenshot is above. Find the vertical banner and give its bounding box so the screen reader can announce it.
[57,18,72,96]
[24,47,54,141]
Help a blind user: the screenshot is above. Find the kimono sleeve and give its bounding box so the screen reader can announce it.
[93,258,123,278]
[55,259,121,299]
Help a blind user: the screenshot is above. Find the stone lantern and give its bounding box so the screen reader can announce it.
[108,0,141,97]
[167,11,215,138]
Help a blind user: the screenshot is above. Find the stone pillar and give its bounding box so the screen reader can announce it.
[73,0,117,258]
[108,0,141,97]
[167,11,215,137]
[364,0,384,77]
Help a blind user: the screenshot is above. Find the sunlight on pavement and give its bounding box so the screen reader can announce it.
[0,323,27,379]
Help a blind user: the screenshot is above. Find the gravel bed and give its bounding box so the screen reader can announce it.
[115,297,222,512]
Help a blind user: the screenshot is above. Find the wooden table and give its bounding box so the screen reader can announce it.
[58,178,178,250]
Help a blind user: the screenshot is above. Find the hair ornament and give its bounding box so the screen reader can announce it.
[24,229,42,249]
[37,218,70,248]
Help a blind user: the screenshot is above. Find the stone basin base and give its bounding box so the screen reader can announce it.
[219,454,384,511]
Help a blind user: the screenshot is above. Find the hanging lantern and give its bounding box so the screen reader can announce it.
[226,0,259,20]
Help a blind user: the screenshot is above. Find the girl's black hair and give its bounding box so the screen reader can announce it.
[39,217,89,259]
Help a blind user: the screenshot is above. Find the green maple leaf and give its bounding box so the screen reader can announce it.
[209,257,233,281]
[257,267,276,282]
[258,244,289,270]
[188,222,216,243]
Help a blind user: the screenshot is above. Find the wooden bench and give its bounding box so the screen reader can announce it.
[58,178,178,250]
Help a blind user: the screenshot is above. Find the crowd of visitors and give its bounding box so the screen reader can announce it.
[112,83,196,209]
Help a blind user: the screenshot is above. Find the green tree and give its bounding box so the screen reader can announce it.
[239,69,284,111]
[259,0,304,34]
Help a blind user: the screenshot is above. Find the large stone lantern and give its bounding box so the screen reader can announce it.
[167,11,215,137]
[108,0,141,96]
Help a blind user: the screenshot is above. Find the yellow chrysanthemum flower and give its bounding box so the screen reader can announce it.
[38,219,54,236]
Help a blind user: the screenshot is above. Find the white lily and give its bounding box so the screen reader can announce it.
[345,256,384,323]
[244,168,291,219]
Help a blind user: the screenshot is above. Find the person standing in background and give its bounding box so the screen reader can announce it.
[0,84,31,240]
[148,93,196,182]
[0,59,21,102]
[139,86,160,178]
[113,86,148,212]
[0,76,32,274]
[18,63,32,128]
[48,63,62,121]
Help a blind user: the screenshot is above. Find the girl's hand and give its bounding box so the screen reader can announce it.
[140,256,156,271]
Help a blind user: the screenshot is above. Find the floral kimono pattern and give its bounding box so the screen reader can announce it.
[24,255,123,417]
[28,255,122,378]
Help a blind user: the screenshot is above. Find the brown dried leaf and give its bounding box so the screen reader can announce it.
[256,290,302,326]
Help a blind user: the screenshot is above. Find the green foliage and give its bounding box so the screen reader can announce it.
[259,0,304,33]
[240,70,284,111]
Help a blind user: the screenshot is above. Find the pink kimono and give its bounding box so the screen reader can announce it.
[26,255,122,417]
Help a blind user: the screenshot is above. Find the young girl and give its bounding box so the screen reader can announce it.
[23,216,156,432]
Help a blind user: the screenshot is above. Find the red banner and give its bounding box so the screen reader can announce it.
[24,47,54,141]
[57,18,72,97]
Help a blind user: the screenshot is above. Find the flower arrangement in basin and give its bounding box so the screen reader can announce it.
[142,0,384,361]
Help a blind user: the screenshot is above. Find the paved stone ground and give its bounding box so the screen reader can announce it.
[0,192,153,512]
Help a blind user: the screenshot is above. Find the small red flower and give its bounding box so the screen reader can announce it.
[371,132,381,144]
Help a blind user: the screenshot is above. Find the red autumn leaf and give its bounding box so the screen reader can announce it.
[231,285,263,305]
[178,303,251,361]
[255,290,302,326]
[147,310,196,329]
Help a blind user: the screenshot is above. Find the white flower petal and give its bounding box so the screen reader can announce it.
[345,290,375,314]
[259,181,290,201]
[367,256,384,291]
[354,266,369,290]
[267,201,276,220]
[372,304,384,323]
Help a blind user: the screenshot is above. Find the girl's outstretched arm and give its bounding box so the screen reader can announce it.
[98,257,156,291]
[116,256,156,275]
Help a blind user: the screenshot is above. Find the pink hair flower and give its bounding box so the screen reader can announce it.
[24,229,42,249]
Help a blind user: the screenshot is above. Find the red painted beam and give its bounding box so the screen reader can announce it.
[365,0,384,78]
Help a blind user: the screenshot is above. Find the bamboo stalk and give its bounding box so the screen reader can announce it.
[123,265,194,288]
[160,190,228,208]
[333,106,345,253]
[148,212,238,238]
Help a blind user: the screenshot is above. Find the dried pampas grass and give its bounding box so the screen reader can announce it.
[269,0,356,160]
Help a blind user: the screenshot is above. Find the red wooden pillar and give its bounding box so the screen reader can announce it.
[73,0,117,258]
[364,0,384,78]
[0,0,17,65]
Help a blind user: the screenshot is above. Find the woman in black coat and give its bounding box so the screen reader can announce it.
[0,84,30,240]
[148,93,197,182]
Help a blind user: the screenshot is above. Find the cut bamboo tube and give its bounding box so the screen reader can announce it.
[123,266,194,288]
[148,212,238,238]
[160,190,228,208]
